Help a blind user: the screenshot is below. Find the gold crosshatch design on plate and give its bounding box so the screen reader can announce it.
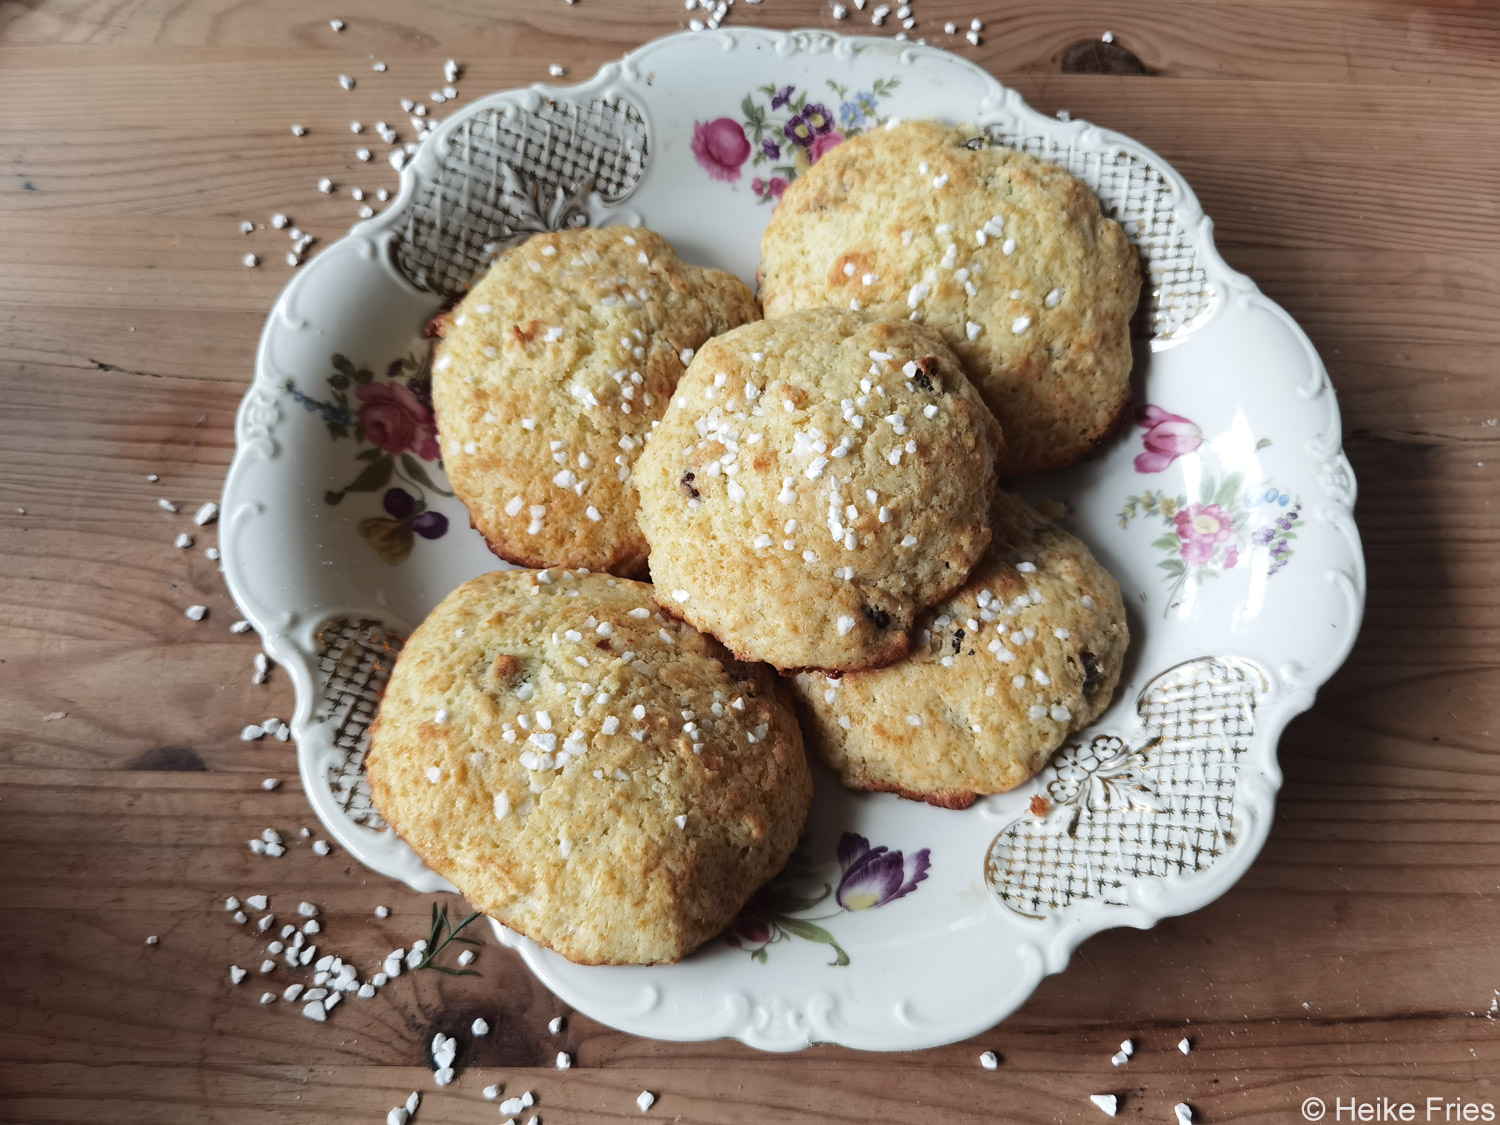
[985,657,1268,918]
[393,97,649,296]
[314,617,407,830]
[985,128,1212,339]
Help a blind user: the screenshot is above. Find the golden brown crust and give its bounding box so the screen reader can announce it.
[843,775,980,810]
[477,523,648,580]
[634,308,1003,673]
[760,120,1141,478]
[432,227,759,577]
[789,490,1129,803]
[649,593,915,676]
[366,569,813,965]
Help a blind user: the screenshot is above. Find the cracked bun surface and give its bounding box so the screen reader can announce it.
[367,568,812,965]
[760,119,1140,477]
[789,490,1128,808]
[431,227,759,577]
[634,308,1003,673]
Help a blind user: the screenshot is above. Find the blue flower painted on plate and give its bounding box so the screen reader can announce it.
[287,384,354,428]
[839,91,878,129]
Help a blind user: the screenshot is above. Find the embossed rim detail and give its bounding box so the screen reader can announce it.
[985,656,1270,919]
[219,27,1365,1052]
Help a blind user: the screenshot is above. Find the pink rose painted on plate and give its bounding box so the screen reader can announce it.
[807,129,846,164]
[1134,404,1202,472]
[356,381,440,461]
[1119,404,1304,612]
[751,175,789,200]
[1173,503,1233,566]
[284,350,453,566]
[691,117,752,183]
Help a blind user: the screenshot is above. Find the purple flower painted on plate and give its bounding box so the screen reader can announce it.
[784,102,836,149]
[724,831,932,965]
[1134,405,1203,473]
[411,510,448,539]
[761,137,781,161]
[691,117,752,182]
[364,488,448,562]
[770,84,795,109]
[724,914,774,954]
[384,487,416,519]
[802,102,834,134]
[405,374,432,411]
[834,832,931,911]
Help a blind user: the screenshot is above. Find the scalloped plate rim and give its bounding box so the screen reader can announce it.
[219,26,1365,1053]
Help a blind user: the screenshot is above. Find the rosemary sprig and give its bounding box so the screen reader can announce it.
[414,901,484,976]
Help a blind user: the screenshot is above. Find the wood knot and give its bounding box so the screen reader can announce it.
[1059,38,1154,76]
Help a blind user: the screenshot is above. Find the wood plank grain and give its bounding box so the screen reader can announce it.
[3,0,1499,88]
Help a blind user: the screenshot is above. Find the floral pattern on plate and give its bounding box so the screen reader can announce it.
[1034,735,1156,834]
[725,832,930,966]
[1121,405,1304,611]
[284,350,453,565]
[692,77,900,202]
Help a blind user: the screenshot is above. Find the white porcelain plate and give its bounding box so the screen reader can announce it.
[221,28,1364,1052]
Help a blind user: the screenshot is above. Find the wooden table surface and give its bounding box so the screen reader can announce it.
[3,1,1498,1122]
